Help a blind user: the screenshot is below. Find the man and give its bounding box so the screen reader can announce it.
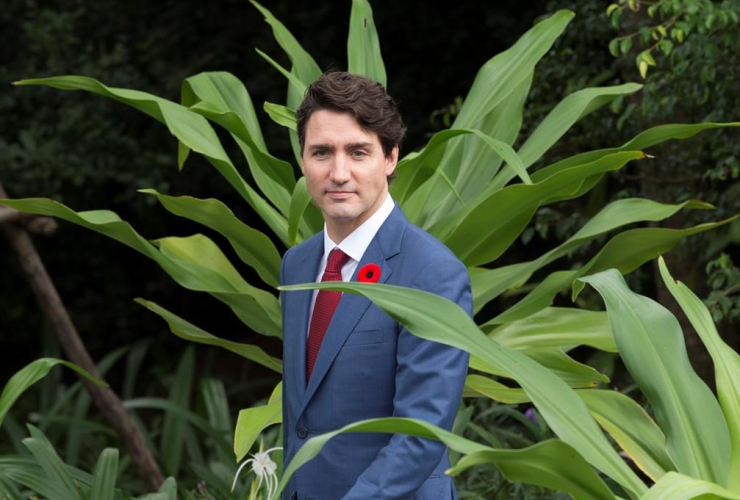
[280,71,471,500]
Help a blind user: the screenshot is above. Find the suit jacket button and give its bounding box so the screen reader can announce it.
[297,427,308,439]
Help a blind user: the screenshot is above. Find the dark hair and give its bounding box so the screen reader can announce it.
[296,72,406,160]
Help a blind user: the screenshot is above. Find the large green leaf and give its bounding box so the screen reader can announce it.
[12,75,289,243]
[413,10,574,227]
[577,390,674,482]
[263,102,296,131]
[658,256,740,492]
[463,377,673,483]
[182,72,296,217]
[489,219,735,325]
[140,189,282,287]
[527,122,740,187]
[234,382,282,462]
[250,0,321,87]
[0,358,106,428]
[0,198,282,336]
[641,472,740,500]
[153,234,282,336]
[347,0,386,86]
[470,347,609,388]
[580,269,730,485]
[134,298,281,373]
[274,417,615,500]
[436,151,644,267]
[483,307,616,352]
[472,197,711,312]
[288,177,314,246]
[281,281,646,497]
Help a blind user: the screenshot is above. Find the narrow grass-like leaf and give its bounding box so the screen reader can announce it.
[161,347,194,476]
[90,449,118,500]
[579,269,730,485]
[135,298,281,373]
[281,281,646,497]
[347,0,386,86]
[0,358,106,427]
[658,256,740,491]
[23,425,81,500]
[0,471,25,500]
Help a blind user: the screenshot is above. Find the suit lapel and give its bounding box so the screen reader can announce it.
[286,235,324,400]
[299,205,407,415]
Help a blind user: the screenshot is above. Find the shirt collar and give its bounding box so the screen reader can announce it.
[323,193,395,263]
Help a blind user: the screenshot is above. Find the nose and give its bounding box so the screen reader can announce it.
[329,154,351,184]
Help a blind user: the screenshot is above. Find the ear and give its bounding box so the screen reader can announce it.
[385,146,399,177]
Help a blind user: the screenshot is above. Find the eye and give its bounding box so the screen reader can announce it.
[313,149,329,158]
[351,150,368,158]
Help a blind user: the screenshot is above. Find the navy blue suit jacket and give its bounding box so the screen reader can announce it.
[280,204,472,500]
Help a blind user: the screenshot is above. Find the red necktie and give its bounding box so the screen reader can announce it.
[306,248,350,383]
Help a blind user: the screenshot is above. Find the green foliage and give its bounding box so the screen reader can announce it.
[2,0,739,499]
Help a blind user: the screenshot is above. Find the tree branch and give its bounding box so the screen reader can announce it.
[0,183,165,491]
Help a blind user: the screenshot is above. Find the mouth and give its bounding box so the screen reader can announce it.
[326,191,355,200]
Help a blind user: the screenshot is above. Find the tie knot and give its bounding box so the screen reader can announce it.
[326,248,350,274]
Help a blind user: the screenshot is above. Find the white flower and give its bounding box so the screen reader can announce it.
[232,447,282,500]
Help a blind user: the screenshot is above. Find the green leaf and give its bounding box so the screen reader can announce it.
[529,123,740,185]
[0,198,282,336]
[182,72,296,217]
[606,4,619,16]
[90,449,118,500]
[493,219,736,325]
[12,75,289,243]
[0,471,25,500]
[250,0,321,87]
[347,0,387,86]
[255,48,307,96]
[234,401,282,463]
[470,347,609,388]
[393,128,529,215]
[140,189,282,287]
[578,390,674,482]
[161,346,194,476]
[152,233,282,336]
[641,472,740,500]
[134,298,282,373]
[281,281,646,497]
[288,177,315,246]
[436,151,643,267]
[23,425,82,500]
[463,374,529,403]
[275,417,616,500]
[483,307,616,352]
[472,197,713,313]
[263,102,297,131]
[0,358,106,428]
[579,269,730,485]
[658,256,740,491]
[609,39,620,56]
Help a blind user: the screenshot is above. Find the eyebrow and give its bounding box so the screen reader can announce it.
[306,142,374,152]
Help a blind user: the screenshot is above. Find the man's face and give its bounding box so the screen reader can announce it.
[302,109,398,240]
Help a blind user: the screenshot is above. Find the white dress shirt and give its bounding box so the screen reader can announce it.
[307,193,395,336]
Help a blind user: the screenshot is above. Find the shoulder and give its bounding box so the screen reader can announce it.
[401,221,465,271]
[280,231,323,283]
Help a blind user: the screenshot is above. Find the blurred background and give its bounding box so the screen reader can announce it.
[1,0,738,497]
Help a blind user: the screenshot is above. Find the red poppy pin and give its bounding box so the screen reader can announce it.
[358,263,381,283]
